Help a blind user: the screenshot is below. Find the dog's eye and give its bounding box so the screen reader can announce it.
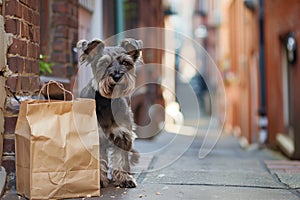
[122,61,130,66]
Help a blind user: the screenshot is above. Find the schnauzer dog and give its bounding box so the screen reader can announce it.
[77,38,142,188]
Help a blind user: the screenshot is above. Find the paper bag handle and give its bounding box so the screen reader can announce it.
[38,80,74,101]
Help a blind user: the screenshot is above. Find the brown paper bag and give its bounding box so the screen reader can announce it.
[15,81,100,199]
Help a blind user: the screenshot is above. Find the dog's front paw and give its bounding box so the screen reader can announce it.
[114,177,137,188]
[112,170,137,188]
[118,179,137,188]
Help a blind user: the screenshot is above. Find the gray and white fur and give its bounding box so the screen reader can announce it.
[77,38,142,188]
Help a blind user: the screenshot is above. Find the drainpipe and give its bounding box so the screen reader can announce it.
[115,0,125,43]
[258,0,268,144]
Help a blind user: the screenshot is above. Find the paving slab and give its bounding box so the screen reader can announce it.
[264,160,300,189]
[274,172,300,189]
[68,184,300,200]
[143,168,284,189]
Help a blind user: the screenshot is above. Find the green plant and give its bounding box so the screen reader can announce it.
[39,54,54,74]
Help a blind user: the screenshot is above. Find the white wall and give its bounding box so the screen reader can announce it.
[77,0,103,97]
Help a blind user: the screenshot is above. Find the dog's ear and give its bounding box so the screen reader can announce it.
[120,38,143,62]
[77,39,104,63]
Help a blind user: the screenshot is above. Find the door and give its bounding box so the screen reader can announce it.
[277,36,299,159]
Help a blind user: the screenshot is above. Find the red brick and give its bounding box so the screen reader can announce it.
[4,117,18,134]
[32,11,40,26]
[21,22,30,39]
[35,44,39,58]
[25,59,33,73]
[55,26,68,38]
[5,0,22,18]
[5,18,20,35]
[51,64,68,78]
[285,169,300,173]
[7,56,25,73]
[68,29,77,42]
[53,39,68,51]
[5,77,16,92]
[19,0,29,6]
[31,60,40,75]
[20,75,30,93]
[27,42,34,58]
[70,17,78,29]
[52,52,67,63]
[19,75,40,93]
[52,15,70,27]
[22,4,33,23]
[27,59,40,74]
[34,44,39,59]
[52,1,69,14]
[33,26,40,43]
[31,75,40,92]
[1,156,15,175]
[33,0,41,11]
[3,134,15,154]
[6,76,20,93]
[9,38,27,57]
[30,75,40,92]
[25,59,39,75]
[265,160,300,165]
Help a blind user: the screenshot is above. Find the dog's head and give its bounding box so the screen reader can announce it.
[77,38,143,99]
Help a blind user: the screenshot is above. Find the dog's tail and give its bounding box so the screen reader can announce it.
[130,148,140,165]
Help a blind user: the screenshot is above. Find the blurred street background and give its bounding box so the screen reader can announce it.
[1,0,300,199]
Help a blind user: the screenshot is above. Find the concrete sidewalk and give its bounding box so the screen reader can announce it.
[3,125,300,200]
[92,128,299,200]
[3,81,300,200]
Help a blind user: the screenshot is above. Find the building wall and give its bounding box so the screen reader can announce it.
[102,0,165,137]
[220,0,300,151]
[40,0,78,91]
[219,0,260,144]
[77,0,103,97]
[1,0,40,189]
[264,0,300,150]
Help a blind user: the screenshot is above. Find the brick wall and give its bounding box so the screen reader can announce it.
[40,0,78,90]
[1,0,40,189]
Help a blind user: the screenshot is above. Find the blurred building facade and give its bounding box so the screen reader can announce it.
[218,0,260,146]
[1,1,300,190]
[217,0,300,159]
[193,0,221,115]
[0,0,166,190]
[40,0,166,138]
[40,0,79,98]
[102,0,166,138]
[264,0,300,159]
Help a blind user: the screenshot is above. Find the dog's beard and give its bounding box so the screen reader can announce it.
[99,73,135,99]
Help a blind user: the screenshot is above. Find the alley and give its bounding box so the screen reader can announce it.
[1,0,300,199]
[73,128,299,200]
[3,128,300,199]
[90,79,300,200]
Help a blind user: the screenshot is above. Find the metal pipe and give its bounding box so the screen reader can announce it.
[258,0,268,144]
[115,0,125,43]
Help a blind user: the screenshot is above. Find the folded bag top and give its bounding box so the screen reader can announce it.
[15,80,100,200]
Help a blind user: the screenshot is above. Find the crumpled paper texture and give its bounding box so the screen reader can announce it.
[15,98,100,199]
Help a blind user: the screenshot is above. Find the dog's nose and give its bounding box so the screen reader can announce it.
[112,73,123,82]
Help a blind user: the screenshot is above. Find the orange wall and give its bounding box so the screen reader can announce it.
[264,0,300,144]
[221,0,260,143]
